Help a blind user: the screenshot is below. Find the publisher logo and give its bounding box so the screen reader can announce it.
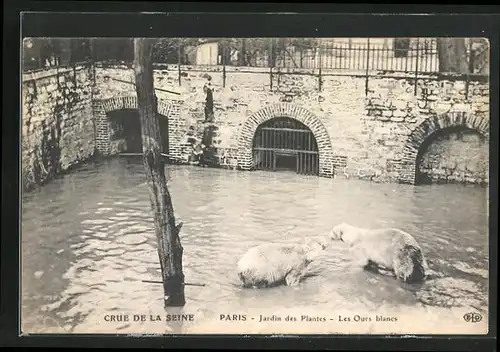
[463,312,482,323]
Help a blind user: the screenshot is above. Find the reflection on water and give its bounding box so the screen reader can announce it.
[21,157,489,334]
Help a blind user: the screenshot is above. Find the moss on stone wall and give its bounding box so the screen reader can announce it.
[21,65,95,192]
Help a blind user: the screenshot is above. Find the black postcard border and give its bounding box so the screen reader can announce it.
[2,2,499,350]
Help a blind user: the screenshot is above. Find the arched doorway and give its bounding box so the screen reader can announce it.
[398,112,489,185]
[95,96,176,157]
[107,109,169,154]
[415,126,488,185]
[252,117,319,175]
[237,103,334,178]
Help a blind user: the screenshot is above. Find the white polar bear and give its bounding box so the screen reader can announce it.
[330,222,428,283]
[237,236,329,288]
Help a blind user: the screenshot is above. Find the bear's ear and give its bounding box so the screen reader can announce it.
[330,226,342,241]
[329,228,337,240]
[338,229,344,242]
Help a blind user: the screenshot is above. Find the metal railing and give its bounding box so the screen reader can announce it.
[23,38,489,72]
[226,39,440,73]
[22,38,490,97]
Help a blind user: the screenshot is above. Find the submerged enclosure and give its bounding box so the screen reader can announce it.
[21,158,489,333]
[20,36,491,334]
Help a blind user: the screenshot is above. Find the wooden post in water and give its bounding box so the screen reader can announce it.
[133,38,186,307]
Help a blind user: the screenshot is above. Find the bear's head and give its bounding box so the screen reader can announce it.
[330,222,353,243]
[330,222,362,247]
[303,236,328,260]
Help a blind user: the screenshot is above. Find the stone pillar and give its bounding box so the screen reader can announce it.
[237,147,254,171]
[165,101,184,161]
[93,100,111,155]
[317,136,335,178]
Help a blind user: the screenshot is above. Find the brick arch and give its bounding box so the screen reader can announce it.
[100,96,173,117]
[236,103,334,178]
[398,111,489,184]
[94,96,177,155]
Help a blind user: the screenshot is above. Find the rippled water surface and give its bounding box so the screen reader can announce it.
[21,157,489,334]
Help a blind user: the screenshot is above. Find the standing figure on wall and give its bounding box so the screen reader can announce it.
[203,81,214,123]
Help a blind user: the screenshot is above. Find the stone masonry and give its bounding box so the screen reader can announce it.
[21,61,490,190]
[91,63,490,185]
[21,64,95,191]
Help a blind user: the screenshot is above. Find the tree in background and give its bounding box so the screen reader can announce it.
[468,38,490,74]
[152,38,201,64]
[437,38,469,74]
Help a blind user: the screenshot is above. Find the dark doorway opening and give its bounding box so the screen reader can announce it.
[415,126,488,186]
[108,109,169,154]
[123,114,142,153]
[252,117,319,176]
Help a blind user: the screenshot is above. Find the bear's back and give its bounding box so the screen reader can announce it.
[386,228,422,249]
[367,227,419,245]
[237,243,306,271]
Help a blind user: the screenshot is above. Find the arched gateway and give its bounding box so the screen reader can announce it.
[237,103,334,178]
[398,111,489,185]
[93,96,176,156]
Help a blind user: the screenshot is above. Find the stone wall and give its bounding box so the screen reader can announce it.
[92,63,489,185]
[21,64,95,191]
[363,75,489,183]
[23,62,488,191]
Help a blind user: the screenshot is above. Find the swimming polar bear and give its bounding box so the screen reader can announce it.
[330,222,428,283]
[237,236,329,288]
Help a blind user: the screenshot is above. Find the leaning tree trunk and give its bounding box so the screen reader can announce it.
[437,38,469,74]
[133,38,186,307]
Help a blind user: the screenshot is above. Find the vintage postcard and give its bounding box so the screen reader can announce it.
[20,35,490,336]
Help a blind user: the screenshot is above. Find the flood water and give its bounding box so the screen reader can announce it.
[21,157,490,335]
